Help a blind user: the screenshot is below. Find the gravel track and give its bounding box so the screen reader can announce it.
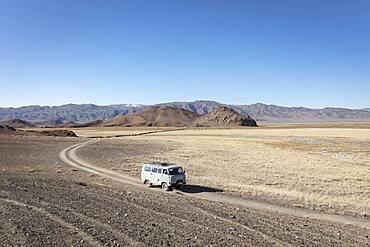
[62,139,370,230]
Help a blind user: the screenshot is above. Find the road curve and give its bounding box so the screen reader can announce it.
[60,139,370,231]
[60,139,139,187]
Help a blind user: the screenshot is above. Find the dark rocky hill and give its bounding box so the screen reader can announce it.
[193,106,257,127]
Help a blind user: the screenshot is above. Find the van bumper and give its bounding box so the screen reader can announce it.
[170,179,186,186]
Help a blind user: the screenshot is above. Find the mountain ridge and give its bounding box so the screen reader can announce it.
[0,101,369,124]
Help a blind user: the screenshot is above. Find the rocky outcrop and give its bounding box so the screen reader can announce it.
[41,130,78,137]
[193,106,258,127]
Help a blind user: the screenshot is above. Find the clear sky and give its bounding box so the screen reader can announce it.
[1,0,369,108]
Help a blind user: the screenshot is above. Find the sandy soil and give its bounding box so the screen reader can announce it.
[1,134,370,246]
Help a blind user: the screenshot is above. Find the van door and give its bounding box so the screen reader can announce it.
[161,169,169,185]
[151,167,159,185]
[156,168,162,185]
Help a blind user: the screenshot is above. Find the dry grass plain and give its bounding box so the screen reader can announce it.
[75,125,370,217]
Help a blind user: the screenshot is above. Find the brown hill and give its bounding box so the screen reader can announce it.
[0,119,36,128]
[193,106,258,127]
[102,106,199,127]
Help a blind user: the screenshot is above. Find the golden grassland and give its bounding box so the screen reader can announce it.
[125,127,370,216]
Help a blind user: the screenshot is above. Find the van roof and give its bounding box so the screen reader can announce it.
[166,165,181,169]
[144,162,180,168]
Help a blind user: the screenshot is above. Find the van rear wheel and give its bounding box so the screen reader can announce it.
[161,182,171,191]
[144,180,152,188]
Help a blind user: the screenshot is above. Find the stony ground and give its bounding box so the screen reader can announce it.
[0,135,369,246]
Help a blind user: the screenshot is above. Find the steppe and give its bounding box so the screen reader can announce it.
[1,124,370,246]
[74,125,370,216]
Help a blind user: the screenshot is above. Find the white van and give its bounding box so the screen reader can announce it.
[141,162,186,191]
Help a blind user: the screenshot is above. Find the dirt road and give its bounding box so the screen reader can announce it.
[1,136,369,246]
[61,139,370,230]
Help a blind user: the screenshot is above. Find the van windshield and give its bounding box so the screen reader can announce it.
[168,167,184,175]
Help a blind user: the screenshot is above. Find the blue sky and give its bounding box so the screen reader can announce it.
[0,0,369,108]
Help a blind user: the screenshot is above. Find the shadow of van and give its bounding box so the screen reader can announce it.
[178,184,224,194]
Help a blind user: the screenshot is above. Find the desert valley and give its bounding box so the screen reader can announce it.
[1,102,369,246]
[2,1,370,246]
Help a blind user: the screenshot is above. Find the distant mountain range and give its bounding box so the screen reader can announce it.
[0,100,369,124]
[0,104,145,124]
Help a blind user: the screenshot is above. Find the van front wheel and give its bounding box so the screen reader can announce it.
[144,180,152,188]
[162,182,171,191]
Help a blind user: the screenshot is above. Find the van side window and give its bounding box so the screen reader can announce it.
[144,166,150,172]
[152,167,158,173]
[158,168,162,174]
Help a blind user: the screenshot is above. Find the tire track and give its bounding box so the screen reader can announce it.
[98,193,250,244]
[53,204,143,247]
[190,205,291,246]
[256,214,344,245]
[0,198,102,247]
[0,204,29,245]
